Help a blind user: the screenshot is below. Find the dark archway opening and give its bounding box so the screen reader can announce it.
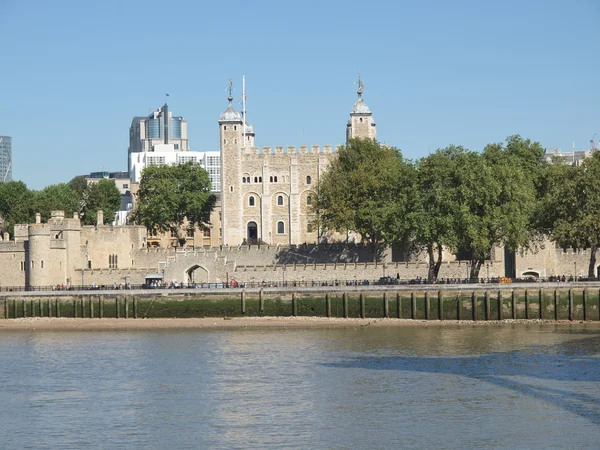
[247,221,258,245]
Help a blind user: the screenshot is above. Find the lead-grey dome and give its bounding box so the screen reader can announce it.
[244,122,254,134]
[351,98,371,114]
[219,96,242,122]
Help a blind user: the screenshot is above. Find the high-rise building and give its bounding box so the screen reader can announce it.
[128,103,189,173]
[0,136,12,182]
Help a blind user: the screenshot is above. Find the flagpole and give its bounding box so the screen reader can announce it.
[242,75,246,147]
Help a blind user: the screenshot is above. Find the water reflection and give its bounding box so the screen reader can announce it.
[324,334,600,423]
[0,326,598,449]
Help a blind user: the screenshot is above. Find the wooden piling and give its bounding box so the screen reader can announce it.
[511,290,516,320]
[539,288,543,320]
[13,300,17,319]
[292,293,297,317]
[56,299,60,318]
[31,299,35,317]
[568,289,574,321]
[325,293,331,318]
[90,297,94,319]
[241,291,246,315]
[116,297,120,319]
[497,290,503,320]
[524,290,529,320]
[3,299,7,319]
[411,291,416,320]
[554,289,559,321]
[39,299,42,317]
[396,293,401,319]
[456,295,461,321]
[73,299,77,318]
[22,300,27,318]
[80,298,84,318]
[383,292,389,319]
[259,289,264,314]
[359,293,365,319]
[582,288,587,321]
[99,296,104,318]
[438,291,443,321]
[343,293,348,318]
[424,291,430,320]
[125,298,129,319]
[133,298,138,319]
[472,291,477,321]
[47,299,51,317]
[484,290,490,321]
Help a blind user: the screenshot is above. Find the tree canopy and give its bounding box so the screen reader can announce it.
[541,152,600,278]
[313,138,416,260]
[131,163,216,245]
[0,181,36,234]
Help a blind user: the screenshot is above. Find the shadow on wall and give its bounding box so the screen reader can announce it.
[275,243,389,264]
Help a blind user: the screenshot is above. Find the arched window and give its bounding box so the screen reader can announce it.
[249,196,255,206]
[277,221,285,234]
[259,176,262,182]
[234,125,237,130]
[307,195,312,205]
[277,195,284,206]
[274,176,278,182]
[359,117,363,123]
[306,175,312,185]
[269,176,273,182]
[224,126,227,131]
[254,176,258,183]
[242,177,246,183]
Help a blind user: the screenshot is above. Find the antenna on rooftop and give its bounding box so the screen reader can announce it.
[591,133,597,151]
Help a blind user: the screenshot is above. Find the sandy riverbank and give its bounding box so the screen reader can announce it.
[0,317,595,331]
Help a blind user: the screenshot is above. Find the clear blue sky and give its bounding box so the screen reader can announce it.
[1,0,598,190]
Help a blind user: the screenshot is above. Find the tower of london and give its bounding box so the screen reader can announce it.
[218,78,376,247]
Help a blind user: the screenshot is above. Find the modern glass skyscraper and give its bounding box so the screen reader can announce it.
[128,103,188,174]
[0,136,12,182]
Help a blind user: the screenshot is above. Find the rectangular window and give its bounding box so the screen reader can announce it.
[170,229,177,238]
[203,228,211,237]
[123,184,129,189]
[187,228,194,237]
[41,261,44,269]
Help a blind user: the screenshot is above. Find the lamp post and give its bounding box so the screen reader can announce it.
[486,263,490,283]
[574,261,577,281]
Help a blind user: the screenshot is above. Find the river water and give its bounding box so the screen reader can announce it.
[0,324,599,449]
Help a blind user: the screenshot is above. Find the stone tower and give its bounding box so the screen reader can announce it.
[219,80,244,246]
[346,73,376,142]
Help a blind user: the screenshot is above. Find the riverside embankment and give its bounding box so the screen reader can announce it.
[2,282,600,322]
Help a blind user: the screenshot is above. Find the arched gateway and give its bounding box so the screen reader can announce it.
[186,265,209,284]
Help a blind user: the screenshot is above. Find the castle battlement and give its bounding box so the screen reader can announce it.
[254,145,338,155]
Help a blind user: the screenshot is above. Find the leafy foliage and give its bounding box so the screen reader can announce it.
[314,138,416,260]
[414,146,464,281]
[131,163,216,243]
[0,181,36,234]
[82,179,122,225]
[542,152,600,277]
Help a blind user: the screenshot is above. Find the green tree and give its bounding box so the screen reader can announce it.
[313,138,416,261]
[455,137,544,280]
[0,181,36,234]
[32,183,80,221]
[82,179,122,225]
[414,146,463,282]
[542,152,600,278]
[131,163,216,245]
